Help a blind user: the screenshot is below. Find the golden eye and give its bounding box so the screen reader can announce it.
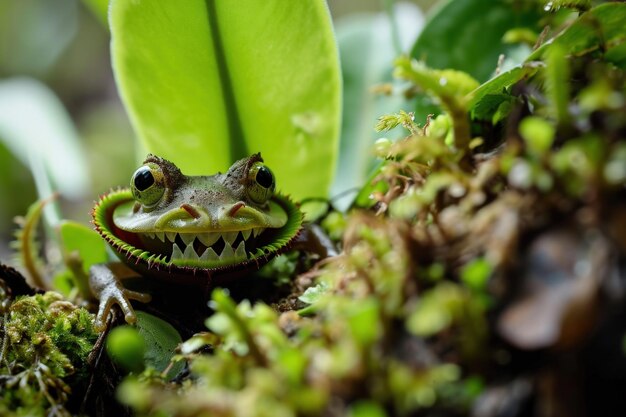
[246,162,275,204]
[130,163,166,208]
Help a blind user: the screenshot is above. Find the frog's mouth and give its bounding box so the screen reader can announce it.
[135,227,268,265]
[93,189,303,274]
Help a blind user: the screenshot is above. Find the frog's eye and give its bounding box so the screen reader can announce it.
[246,162,275,204]
[130,163,166,207]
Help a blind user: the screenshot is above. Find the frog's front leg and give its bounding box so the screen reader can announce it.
[89,263,152,331]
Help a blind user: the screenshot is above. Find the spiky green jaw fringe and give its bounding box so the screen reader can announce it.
[92,189,303,280]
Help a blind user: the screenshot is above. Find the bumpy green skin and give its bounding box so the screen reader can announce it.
[90,154,303,331]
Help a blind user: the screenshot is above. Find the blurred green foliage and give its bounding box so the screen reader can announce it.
[1,0,626,416]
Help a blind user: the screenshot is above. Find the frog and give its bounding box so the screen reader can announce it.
[89,153,305,331]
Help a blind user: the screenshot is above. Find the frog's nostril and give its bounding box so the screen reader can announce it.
[180,203,201,219]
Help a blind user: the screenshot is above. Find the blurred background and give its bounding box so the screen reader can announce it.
[0,0,435,262]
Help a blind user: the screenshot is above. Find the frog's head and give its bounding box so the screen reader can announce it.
[93,154,302,279]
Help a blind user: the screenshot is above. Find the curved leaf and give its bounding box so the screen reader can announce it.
[0,78,90,227]
[111,0,341,200]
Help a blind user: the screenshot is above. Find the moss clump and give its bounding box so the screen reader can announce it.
[0,291,97,417]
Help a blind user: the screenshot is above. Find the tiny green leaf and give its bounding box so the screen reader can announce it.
[502,28,538,46]
[346,299,381,346]
[349,401,388,417]
[407,283,468,337]
[460,258,492,292]
[519,116,556,155]
[298,281,330,305]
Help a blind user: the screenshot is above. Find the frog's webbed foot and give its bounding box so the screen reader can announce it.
[89,264,152,332]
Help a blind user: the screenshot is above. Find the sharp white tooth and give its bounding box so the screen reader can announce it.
[222,232,238,245]
[220,242,234,260]
[234,241,247,260]
[204,247,219,261]
[184,244,198,260]
[252,227,265,238]
[155,232,165,242]
[198,232,220,247]
[166,232,177,242]
[144,232,155,239]
[171,243,184,260]
[241,229,252,240]
[180,233,196,246]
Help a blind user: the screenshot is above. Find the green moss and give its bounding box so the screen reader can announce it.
[0,291,97,416]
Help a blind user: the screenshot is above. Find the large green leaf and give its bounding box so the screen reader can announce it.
[411,0,539,82]
[110,0,341,200]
